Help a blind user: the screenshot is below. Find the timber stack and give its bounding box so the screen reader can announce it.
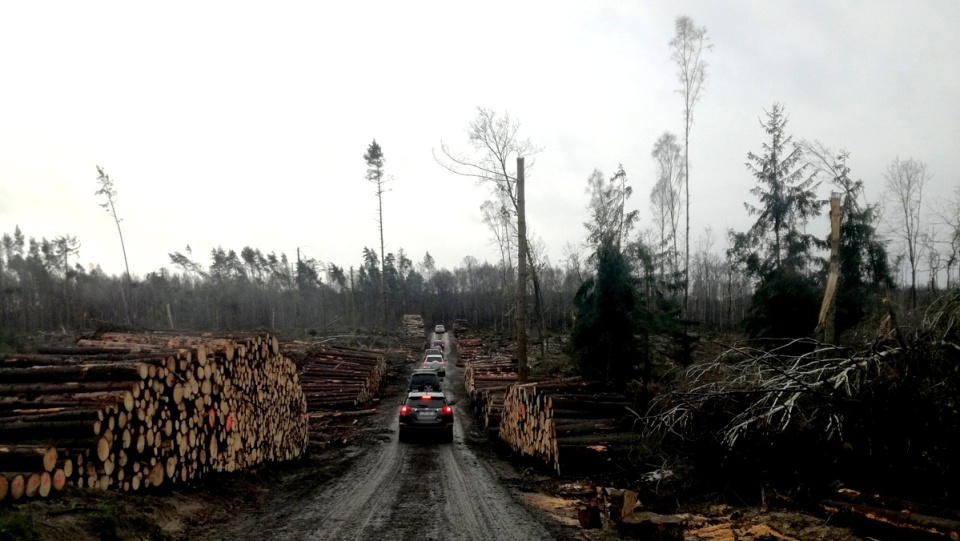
[499,378,638,476]
[0,332,308,502]
[459,336,521,433]
[463,355,517,434]
[282,343,386,410]
[455,335,485,368]
[401,314,425,359]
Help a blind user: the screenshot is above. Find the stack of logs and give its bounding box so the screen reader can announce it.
[281,343,386,410]
[463,356,517,434]
[0,332,308,502]
[499,378,637,475]
[455,336,485,368]
[400,314,426,357]
[281,342,386,451]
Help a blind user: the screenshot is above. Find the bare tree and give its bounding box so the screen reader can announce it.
[932,184,960,288]
[650,132,685,278]
[883,157,931,308]
[670,16,712,313]
[584,166,639,256]
[436,107,542,381]
[480,195,514,277]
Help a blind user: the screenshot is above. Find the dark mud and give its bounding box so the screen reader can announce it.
[199,332,585,541]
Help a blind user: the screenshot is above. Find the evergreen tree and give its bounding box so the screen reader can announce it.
[571,236,641,388]
[729,104,826,341]
[364,139,388,325]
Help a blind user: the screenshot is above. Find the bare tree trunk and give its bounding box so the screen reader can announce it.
[517,158,529,383]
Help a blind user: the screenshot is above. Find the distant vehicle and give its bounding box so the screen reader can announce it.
[408,369,441,392]
[422,347,442,361]
[431,338,445,352]
[435,324,445,334]
[398,391,454,442]
[422,354,445,377]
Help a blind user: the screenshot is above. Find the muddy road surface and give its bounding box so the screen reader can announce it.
[207,332,580,541]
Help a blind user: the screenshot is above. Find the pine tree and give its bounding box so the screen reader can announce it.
[729,104,826,341]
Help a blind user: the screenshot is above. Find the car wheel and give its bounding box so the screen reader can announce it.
[398,429,407,443]
[445,428,454,443]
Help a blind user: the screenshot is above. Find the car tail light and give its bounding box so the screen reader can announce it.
[442,406,453,414]
[421,395,431,400]
[399,405,411,414]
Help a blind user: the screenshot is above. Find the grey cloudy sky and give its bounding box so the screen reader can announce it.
[2,1,958,279]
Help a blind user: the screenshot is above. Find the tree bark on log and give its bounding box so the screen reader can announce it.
[0,445,58,473]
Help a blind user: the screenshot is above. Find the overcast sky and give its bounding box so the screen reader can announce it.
[2,1,958,280]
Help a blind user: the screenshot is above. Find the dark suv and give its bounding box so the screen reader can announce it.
[408,369,441,392]
[398,391,454,442]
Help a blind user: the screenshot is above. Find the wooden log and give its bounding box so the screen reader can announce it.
[617,512,686,541]
[821,499,960,540]
[23,471,42,498]
[52,468,66,491]
[0,408,102,424]
[554,432,640,446]
[0,420,97,440]
[0,362,148,383]
[0,445,58,472]
[3,472,26,500]
[0,381,139,396]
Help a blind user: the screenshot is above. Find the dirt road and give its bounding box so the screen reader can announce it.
[207,332,581,541]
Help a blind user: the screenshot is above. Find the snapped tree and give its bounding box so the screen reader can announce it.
[803,142,895,341]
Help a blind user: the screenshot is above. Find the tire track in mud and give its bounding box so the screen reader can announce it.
[208,332,567,541]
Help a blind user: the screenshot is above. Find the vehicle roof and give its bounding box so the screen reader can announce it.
[411,368,440,375]
[424,354,443,360]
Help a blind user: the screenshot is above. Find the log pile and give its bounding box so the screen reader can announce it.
[400,314,426,356]
[463,356,517,434]
[455,336,485,368]
[499,378,637,475]
[0,332,308,502]
[282,343,386,410]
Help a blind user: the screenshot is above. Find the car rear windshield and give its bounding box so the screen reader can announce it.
[406,397,445,408]
[425,356,443,363]
[410,374,439,385]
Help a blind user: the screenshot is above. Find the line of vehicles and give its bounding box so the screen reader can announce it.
[398,324,455,443]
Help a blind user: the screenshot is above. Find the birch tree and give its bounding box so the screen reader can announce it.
[883,157,930,308]
[670,15,712,313]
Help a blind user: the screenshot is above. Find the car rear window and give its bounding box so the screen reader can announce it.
[410,374,438,385]
[405,397,445,408]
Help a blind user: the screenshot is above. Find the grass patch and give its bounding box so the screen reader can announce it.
[0,330,28,356]
[0,509,36,541]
